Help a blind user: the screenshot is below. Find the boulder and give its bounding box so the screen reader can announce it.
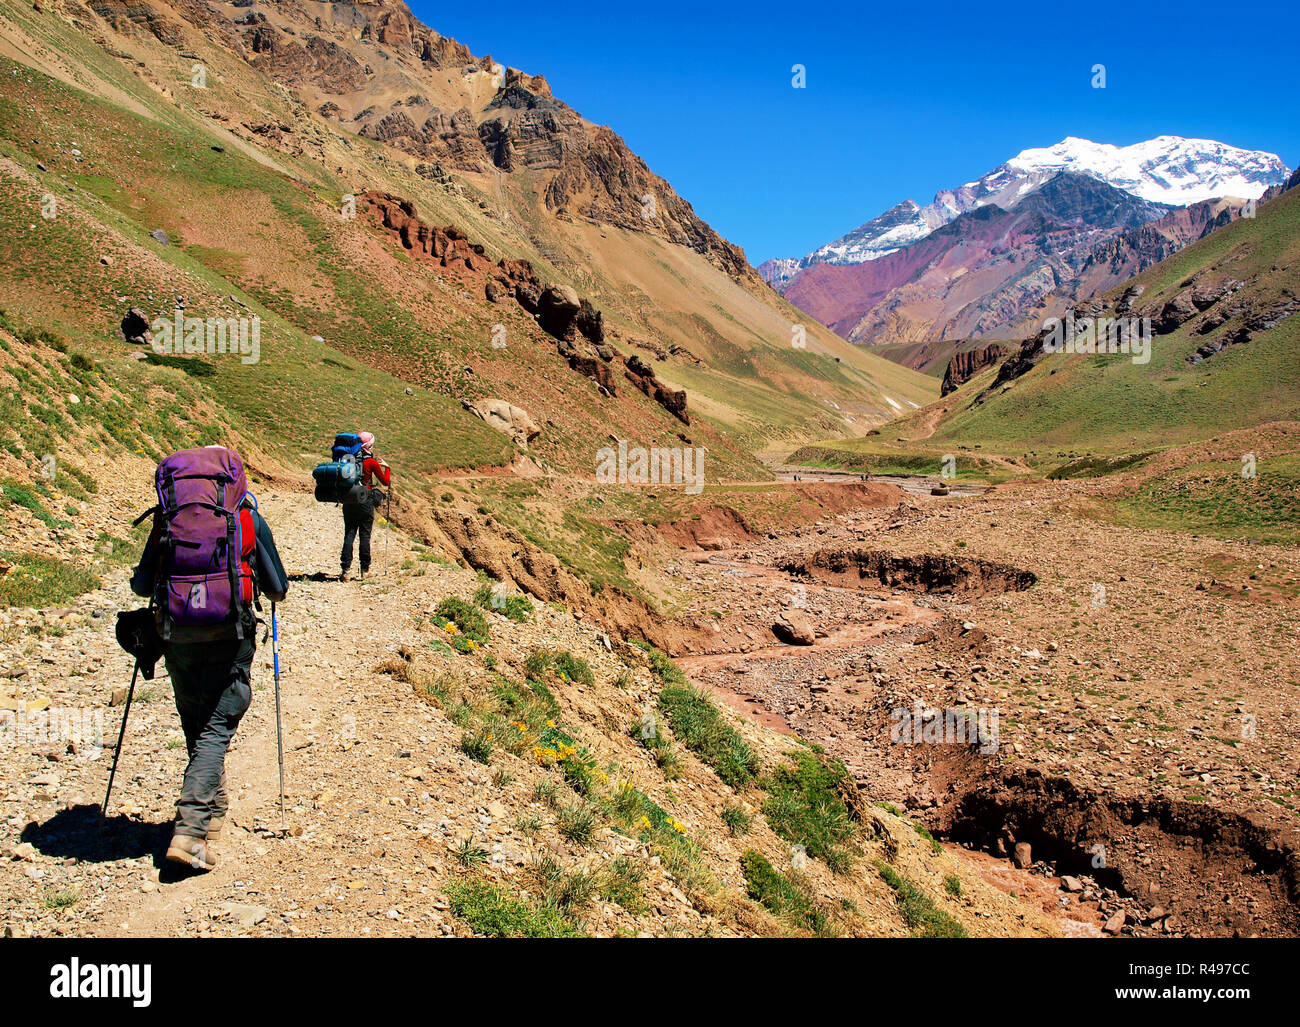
[121,307,151,346]
[1012,841,1032,868]
[575,298,604,344]
[1155,289,1197,333]
[463,398,540,449]
[538,283,581,339]
[773,608,815,646]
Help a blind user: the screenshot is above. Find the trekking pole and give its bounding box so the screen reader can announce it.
[101,660,141,820]
[270,602,286,833]
[384,483,392,567]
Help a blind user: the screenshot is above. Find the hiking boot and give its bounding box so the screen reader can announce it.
[206,815,225,839]
[165,834,217,871]
[340,569,352,582]
[359,568,368,581]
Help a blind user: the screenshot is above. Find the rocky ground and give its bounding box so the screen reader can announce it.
[662,469,1300,936]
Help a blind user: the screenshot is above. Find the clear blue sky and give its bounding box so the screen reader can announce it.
[411,0,1299,264]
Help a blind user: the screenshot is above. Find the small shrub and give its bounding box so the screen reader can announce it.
[721,804,752,837]
[658,683,759,789]
[760,750,855,860]
[600,856,647,912]
[530,857,598,915]
[557,802,601,846]
[515,813,543,836]
[741,849,832,936]
[552,650,594,686]
[459,727,494,765]
[435,596,490,642]
[42,888,79,910]
[447,880,582,938]
[877,861,967,938]
[453,839,490,867]
[473,582,532,623]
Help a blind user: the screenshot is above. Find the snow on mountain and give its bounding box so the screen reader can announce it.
[1004,136,1289,206]
[760,136,1291,281]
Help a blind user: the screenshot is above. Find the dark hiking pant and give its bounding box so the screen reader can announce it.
[341,488,377,574]
[165,632,255,837]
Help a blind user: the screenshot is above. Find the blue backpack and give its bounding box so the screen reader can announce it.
[332,432,365,462]
[313,432,365,504]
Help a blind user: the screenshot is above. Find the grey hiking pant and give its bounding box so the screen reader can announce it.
[341,487,377,573]
[165,631,255,837]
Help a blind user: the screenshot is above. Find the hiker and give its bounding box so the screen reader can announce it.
[130,446,288,871]
[340,430,391,582]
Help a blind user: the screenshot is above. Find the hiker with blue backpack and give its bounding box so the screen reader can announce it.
[311,430,392,579]
[129,446,288,871]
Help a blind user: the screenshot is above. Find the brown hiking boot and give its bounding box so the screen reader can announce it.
[340,569,352,582]
[206,815,225,839]
[166,834,217,871]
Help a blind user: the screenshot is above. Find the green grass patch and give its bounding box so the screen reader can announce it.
[876,861,967,938]
[741,849,833,936]
[0,551,100,608]
[658,682,759,789]
[446,879,582,938]
[760,750,856,862]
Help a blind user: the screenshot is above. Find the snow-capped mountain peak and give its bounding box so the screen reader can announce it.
[1004,136,1289,206]
[759,135,1291,281]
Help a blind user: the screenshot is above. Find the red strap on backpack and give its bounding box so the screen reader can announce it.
[238,507,256,603]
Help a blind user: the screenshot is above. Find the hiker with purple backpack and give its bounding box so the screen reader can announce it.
[129,445,288,871]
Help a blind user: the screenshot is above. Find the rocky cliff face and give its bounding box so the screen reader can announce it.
[361,191,691,421]
[214,1,753,280]
[940,343,1010,396]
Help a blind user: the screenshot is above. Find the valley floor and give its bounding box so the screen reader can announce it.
[661,462,1300,936]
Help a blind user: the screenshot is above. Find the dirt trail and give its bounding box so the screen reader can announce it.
[34,494,422,936]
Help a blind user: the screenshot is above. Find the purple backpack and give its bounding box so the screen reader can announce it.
[138,447,255,640]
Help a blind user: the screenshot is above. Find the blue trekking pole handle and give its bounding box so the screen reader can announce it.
[272,606,280,677]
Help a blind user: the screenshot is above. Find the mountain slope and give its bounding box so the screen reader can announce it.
[0,0,937,475]
[782,173,1176,345]
[888,173,1300,459]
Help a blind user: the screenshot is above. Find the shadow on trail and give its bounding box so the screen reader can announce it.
[21,805,212,881]
[21,804,169,864]
[286,571,337,583]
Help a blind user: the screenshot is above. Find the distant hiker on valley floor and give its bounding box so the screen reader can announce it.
[130,446,288,871]
[340,430,391,582]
